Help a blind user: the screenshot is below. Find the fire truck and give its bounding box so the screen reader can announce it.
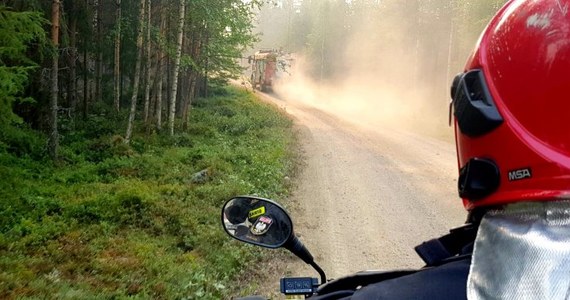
[249,50,278,92]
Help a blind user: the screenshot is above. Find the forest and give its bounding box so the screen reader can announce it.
[1,0,264,159]
[1,0,295,298]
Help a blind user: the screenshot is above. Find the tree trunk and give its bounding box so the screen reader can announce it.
[168,0,186,136]
[182,33,201,131]
[182,71,197,131]
[49,0,60,160]
[94,0,102,102]
[177,29,192,119]
[156,4,166,131]
[177,68,187,118]
[143,0,152,123]
[69,9,77,117]
[125,0,146,144]
[203,32,209,98]
[148,74,157,131]
[156,57,164,131]
[166,56,171,115]
[201,27,210,98]
[114,0,121,112]
[165,10,172,116]
[83,34,88,120]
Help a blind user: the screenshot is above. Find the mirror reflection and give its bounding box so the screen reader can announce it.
[222,197,293,248]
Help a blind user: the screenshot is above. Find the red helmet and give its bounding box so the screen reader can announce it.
[451,0,570,210]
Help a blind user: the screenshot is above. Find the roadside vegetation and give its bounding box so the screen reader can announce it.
[0,87,295,299]
[1,1,289,297]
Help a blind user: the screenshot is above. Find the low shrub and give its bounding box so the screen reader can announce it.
[0,86,295,299]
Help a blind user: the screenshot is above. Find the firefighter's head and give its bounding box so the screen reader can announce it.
[451,0,570,211]
[225,199,251,224]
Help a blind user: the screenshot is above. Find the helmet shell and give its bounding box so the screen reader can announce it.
[455,0,570,210]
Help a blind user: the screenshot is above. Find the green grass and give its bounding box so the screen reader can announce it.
[0,87,296,299]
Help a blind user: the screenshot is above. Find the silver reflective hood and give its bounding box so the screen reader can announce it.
[467,201,570,300]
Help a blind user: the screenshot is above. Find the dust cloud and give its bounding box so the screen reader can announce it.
[273,54,454,141]
[256,1,497,142]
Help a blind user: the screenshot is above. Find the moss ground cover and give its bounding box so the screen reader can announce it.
[0,87,295,299]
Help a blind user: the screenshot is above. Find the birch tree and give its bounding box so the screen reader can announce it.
[168,0,185,136]
[125,0,146,144]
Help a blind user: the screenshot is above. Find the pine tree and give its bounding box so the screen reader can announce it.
[48,0,60,159]
[0,6,47,128]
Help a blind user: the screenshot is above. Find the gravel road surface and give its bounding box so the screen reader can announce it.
[258,91,467,281]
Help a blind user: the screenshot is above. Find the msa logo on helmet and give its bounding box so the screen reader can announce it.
[508,168,532,181]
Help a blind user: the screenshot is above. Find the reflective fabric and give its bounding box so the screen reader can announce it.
[467,201,570,299]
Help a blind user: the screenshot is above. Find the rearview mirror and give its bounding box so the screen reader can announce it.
[221,196,293,248]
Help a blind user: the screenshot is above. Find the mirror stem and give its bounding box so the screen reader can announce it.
[285,236,327,283]
[310,261,327,284]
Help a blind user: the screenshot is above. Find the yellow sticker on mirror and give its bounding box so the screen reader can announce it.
[248,206,265,219]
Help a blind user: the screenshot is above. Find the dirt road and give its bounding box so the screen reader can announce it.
[258,91,467,281]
